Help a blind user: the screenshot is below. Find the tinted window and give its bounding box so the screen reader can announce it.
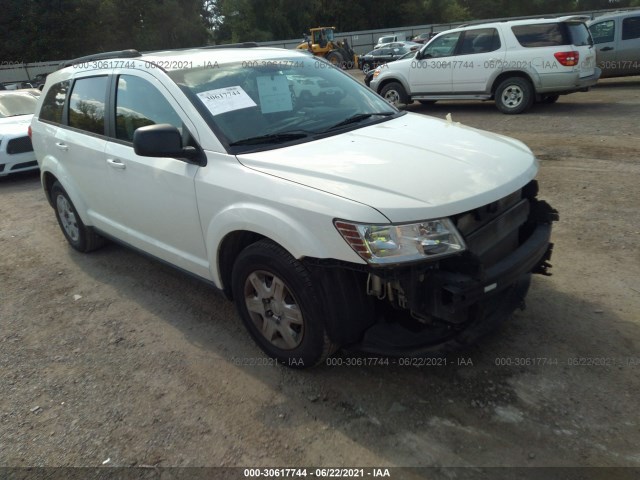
[115,75,183,142]
[567,23,592,46]
[622,16,640,40]
[590,20,615,44]
[40,81,70,124]
[458,28,501,55]
[512,23,568,47]
[68,76,108,134]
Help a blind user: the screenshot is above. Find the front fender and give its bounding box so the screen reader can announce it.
[204,202,366,288]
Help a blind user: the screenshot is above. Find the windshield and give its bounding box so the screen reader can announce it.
[168,54,400,153]
[0,93,38,117]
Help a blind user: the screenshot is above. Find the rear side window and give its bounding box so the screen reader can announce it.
[39,81,70,124]
[458,28,501,55]
[622,16,640,40]
[590,20,615,44]
[68,76,108,135]
[512,23,568,47]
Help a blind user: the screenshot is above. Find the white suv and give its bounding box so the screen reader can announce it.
[31,46,557,367]
[370,16,601,113]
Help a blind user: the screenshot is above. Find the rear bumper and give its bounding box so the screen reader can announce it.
[536,67,602,94]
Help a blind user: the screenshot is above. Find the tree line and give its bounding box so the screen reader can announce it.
[1,0,638,63]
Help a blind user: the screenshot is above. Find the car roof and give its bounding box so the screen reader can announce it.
[58,46,308,74]
[443,14,590,34]
[588,10,640,21]
[0,88,40,97]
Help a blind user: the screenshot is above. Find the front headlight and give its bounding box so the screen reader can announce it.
[334,218,466,265]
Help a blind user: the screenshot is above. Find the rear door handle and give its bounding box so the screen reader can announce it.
[600,46,614,51]
[106,158,126,170]
[55,142,68,151]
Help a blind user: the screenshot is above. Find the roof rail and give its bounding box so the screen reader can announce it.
[59,49,141,68]
[202,42,260,49]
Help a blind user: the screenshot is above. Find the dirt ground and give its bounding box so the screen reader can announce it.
[1,76,639,477]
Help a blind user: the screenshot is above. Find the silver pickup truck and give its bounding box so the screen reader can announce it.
[588,10,640,78]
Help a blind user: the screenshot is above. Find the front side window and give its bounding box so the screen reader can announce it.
[423,32,462,58]
[115,75,183,142]
[589,20,615,44]
[68,76,108,135]
[622,16,640,40]
[39,81,70,124]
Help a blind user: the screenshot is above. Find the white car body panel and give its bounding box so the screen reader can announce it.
[0,114,38,176]
[237,113,538,223]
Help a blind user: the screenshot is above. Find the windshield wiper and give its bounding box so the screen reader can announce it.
[323,112,396,132]
[228,132,309,147]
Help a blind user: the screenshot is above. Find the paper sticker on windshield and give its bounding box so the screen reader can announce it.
[256,75,292,114]
[197,86,257,116]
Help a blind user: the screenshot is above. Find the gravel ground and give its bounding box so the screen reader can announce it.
[1,76,639,478]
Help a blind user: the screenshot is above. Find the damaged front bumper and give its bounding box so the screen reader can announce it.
[307,181,559,357]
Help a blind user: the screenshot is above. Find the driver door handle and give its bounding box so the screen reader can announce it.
[106,158,126,170]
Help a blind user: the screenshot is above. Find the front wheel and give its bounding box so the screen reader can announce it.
[325,51,344,67]
[494,77,533,114]
[51,181,106,252]
[231,240,336,368]
[380,82,409,107]
[362,63,371,74]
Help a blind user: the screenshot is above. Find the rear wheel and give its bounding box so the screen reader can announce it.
[495,77,533,114]
[231,240,336,368]
[380,82,409,107]
[51,181,106,252]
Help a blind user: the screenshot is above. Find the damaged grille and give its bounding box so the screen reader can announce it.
[6,136,33,155]
[452,181,536,268]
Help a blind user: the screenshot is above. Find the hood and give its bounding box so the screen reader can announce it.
[236,113,538,222]
[0,114,33,137]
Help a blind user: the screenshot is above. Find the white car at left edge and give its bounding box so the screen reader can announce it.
[0,89,40,177]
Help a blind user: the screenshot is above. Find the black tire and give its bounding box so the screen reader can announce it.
[51,181,106,252]
[362,62,371,74]
[231,239,336,368]
[542,94,560,104]
[418,100,436,106]
[325,51,344,67]
[380,81,410,107]
[494,77,534,114]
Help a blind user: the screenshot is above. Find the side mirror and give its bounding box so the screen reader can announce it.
[133,124,203,164]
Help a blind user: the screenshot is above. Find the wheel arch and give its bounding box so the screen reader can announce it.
[40,165,91,225]
[217,230,266,300]
[375,77,410,97]
[208,204,359,296]
[491,70,537,98]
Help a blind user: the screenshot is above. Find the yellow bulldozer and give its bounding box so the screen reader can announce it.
[296,27,358,69]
